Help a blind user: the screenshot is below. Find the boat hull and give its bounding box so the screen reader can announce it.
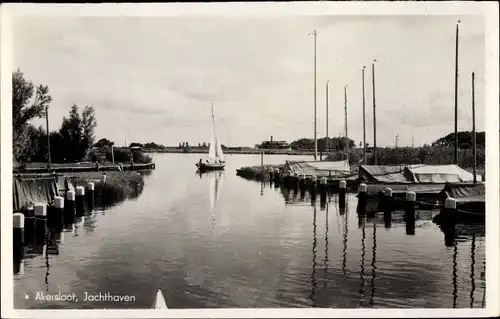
[196,162,225,172]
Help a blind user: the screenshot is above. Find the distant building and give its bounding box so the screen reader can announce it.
[256,136,291,150]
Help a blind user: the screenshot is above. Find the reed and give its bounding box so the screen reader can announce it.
[68,171,145,206]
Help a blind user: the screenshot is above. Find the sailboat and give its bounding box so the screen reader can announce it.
[196,103,225,172]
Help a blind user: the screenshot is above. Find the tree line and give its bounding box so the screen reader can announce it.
[12,69,151,166]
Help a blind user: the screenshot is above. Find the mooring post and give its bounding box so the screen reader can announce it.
[405,191,416,235]
[13,213,25,262]
[443,198,457,247]
[383,187,393,227]
[52,196,64,232]
[75,186,86,218]
[293,172,299,192]
[299,173,306,191]
[357,183,368,216]
[64,189,76,227]
[339,180,347,208]
[87,182,95,213]
[24,205,35,236]
[34,203,47,240]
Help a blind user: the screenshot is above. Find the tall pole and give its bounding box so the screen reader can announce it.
[454,21,460,165]
[309,30,318,160]
[45,106,51,171]
[472,72,476,183]
[326,80,330,154]
[362,66,367,164]
[372,61,377,165]
[344,85,348,157]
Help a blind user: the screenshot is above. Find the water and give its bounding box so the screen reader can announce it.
[13,153,486,309]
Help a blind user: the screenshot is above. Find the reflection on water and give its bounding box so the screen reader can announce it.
[14,154,487,309]
[310,206,317,307]
[358,217,366,305]
[369,223,377,307]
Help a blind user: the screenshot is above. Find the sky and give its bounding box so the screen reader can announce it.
[12,14,485,148]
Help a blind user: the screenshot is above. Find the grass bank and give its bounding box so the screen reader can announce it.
[66,171,146,207]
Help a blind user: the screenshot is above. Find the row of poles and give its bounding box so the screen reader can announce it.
[310,22,476,172]
[310,29,378,164]
[13,182,96,263]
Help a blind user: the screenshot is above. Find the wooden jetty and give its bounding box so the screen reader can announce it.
[14,162,155,174]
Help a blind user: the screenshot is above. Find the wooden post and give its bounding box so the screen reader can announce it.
[339,180,347,208]
[405,191,416,235]
[64,190,76,227]
[13,213,25,261]
[381,187,393,226]
[52,196,64,232]
[87,182,95,212]
[357,183,367,216]
[443,198,457,247]
[34,203,47,240]
[75,186,86,218]
[24,205,35,236]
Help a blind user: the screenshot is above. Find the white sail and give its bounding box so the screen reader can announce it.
[207,104,217,163]
[152,289,168,309]
[215,138,224,162]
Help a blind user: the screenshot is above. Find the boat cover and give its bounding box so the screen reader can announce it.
[283,160,356,179]
[13,176,60,212]
[406,164,482,183]
[440,182,485,203]
[358,165,415,183]
[359,164,482,184]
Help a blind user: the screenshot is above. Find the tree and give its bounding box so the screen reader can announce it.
[198,142,201,148]
[95,138,115,148]
[202,142,207,148]
[12,69,52,162]
[81,105,97,156]
[59,105,83,161]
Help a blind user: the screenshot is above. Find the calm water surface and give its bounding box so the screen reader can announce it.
[14,153,486,309]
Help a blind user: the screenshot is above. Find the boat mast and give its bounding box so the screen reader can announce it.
[344,85,348,159]
[372,61,377,165]
[454,21,460,165]
[362,66,367,165]
[472,72,476,183]
[326,80,330,155]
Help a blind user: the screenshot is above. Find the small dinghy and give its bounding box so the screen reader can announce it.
[152,288,168,309]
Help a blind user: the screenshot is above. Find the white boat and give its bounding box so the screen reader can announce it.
[196,103,225,172]
[152,288,168,309]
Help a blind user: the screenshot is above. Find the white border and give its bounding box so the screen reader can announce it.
[1,2,499,318]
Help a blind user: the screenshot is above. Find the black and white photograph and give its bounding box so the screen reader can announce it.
[1,2,498,318]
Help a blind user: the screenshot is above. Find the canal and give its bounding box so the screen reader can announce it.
[14,153,486,309]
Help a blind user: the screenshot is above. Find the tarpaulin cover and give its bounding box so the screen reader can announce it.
[13,176,60,212]
[359,165,415,183]
[283,160,354,178]
[441,182,485,203]
[359,164,481,184]
[406,164,482,183]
